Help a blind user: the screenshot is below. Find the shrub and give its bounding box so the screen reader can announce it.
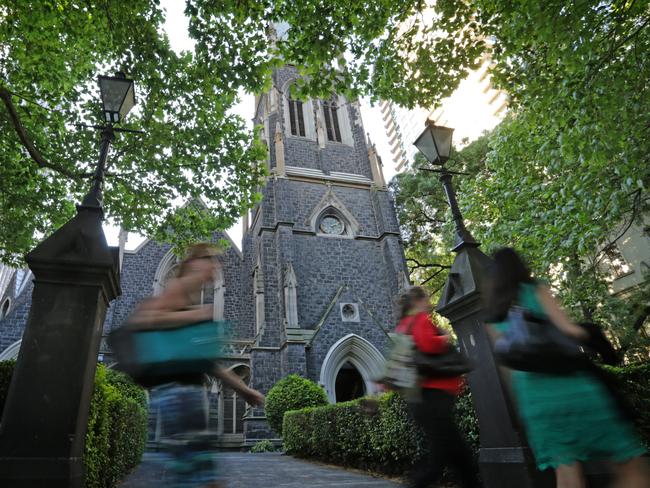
[454,389,480,454]
[604,362,650,448]
[283,389,479,474]
[284,392,423,474]
[0,360,148,488]
[250,439,276,453]
[265,374,327,435]
[0,360,15,409]
[284,364,650,475]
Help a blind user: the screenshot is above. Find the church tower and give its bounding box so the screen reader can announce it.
[243,65,409,440]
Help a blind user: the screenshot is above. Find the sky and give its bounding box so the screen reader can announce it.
[104,0,396,251]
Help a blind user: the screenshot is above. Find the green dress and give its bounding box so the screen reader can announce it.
[493,283,645,470]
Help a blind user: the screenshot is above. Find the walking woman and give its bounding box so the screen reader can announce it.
[396,286,480,488]
[485,247,648,488]
[128,243,264,488]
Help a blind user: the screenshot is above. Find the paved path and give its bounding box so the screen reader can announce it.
[121,451,403,488]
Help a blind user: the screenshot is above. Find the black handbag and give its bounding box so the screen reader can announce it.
[494,306,590,373]
[406,316,473,378]
[415,348,473,377]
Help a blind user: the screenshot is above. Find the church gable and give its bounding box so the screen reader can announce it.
[305,285,392,403]
[306,186,360,238]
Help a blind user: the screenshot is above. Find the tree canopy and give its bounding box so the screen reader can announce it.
[0,0,488,264]
[392,0,650,359]
[2,0,649,360]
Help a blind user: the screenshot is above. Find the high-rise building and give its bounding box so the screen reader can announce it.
[380,58,508,172]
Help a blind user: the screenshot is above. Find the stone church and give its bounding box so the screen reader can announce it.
[0,65,409,447]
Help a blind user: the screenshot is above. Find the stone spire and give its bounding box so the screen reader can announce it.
[367,133,386,188]
[274,122,285,176]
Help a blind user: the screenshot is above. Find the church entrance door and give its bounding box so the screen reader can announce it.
[335,362,366,402]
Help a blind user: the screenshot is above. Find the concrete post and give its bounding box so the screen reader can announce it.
[0,203,120,487]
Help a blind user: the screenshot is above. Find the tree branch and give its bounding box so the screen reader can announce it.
[616,305,650,357]
[420,267,448,286]
[407,258,451,273]
[593,189,642,268]
[587,14,650,86]
[0,85,83,180]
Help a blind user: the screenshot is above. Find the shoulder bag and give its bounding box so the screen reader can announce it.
[108,320,225,385]
[412,318,473,378]
[493,306,590,373]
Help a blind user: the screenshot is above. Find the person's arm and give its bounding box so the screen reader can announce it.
[411,314,449,354]
[128,306,213,330]
[536,286,588,340]
[127,275,213,330]
[214,365,265,406]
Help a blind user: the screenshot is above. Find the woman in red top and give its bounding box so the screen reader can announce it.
[396,286,480,488]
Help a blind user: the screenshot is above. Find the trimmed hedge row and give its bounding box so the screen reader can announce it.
[284,364,650,473]
[0,361,148,488]
[85,365,149,488]
[283,390,478,474]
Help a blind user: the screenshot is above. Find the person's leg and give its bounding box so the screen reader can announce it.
[613,456,649,488]
[555,463,585,488]
[162,383,218,487]
[408,390,446,488]
[443,422,480,487]
[428,392,480,488]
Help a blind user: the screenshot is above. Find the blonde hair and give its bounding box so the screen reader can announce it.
[177,243,221,277]
[185,243,219,260]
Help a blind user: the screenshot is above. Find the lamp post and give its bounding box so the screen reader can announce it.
[0,73,137,488]
[413,121,551,487]
[413,120,477,250]
[81,73,136,208]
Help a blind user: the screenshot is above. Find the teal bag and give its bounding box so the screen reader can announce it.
[109,320,225,385]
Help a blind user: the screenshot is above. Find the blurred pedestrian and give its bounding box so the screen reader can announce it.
[485,247,648,488]
[396,286,480,488]
[128,243,264,488]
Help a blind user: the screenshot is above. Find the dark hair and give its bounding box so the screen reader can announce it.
[397,286,428,319]
[484,247,534,322]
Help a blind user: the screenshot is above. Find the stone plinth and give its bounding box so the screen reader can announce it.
[0,206,120,487]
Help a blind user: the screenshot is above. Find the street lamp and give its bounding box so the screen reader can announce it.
[413,120,454,165]
[81,72,138,209]
[413,120,477,250]
[98,73,136,124]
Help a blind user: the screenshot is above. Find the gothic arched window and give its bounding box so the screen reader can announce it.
[282,82,316,140]
[208,364,251,436]
[0,298,11,320]
[288,95,306,137]
[322,97,342,142]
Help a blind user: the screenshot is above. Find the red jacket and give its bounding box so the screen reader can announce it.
[396,312,463,395]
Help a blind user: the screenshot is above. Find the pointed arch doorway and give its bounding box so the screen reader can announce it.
[319,334,385,403]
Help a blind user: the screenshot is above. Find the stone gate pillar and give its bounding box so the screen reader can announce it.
[0,204,120,487]
[436,243,552,488]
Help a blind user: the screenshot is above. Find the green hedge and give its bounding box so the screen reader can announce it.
[604,362,650,448]
[284,390,477,474]
[265,374,328,436]
[284,364,650,474]
[0,361,148,488]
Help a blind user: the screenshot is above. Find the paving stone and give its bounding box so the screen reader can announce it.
[120,451,404,488]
